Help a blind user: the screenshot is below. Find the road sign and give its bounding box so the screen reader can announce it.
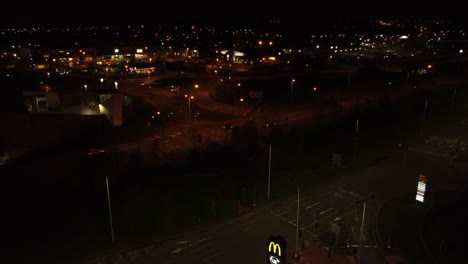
[416,174,427,202]
[332,152,342,167]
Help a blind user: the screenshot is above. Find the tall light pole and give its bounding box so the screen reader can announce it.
[290,78,296,104]
[421,99,428,137]
[347,72,351,89]
[84,84,88,93]
[294,185,300,259]
[451,88,457,111]
[105,176,115,244]
[356,194,375,264]
[268,143,272,200]
[185,94,194,121]
[253,183,256,208]
[100,78,104,87]
[353,119,359,164]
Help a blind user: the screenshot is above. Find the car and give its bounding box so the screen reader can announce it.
[88,148,105,156]
[264,121,276,127]
[170,85,181,92]
[222,124,232,130]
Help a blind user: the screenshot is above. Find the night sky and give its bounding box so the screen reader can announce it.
[1,2,466,27]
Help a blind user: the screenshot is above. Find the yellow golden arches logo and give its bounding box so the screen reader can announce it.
[268,242,281,256]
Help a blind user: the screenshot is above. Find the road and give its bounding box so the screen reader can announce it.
[74,178,383,264]
[74,98,468,264]
[3,66,467,264]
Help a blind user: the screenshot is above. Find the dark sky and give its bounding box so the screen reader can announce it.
[1,2,466,27]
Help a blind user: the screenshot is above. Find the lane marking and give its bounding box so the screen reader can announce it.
[408,147,451,158]
[191,242,213,253]
[326,211,339,218]
[319,208,333,215]
[306,202,320,210]
[201,251,224,262]
[303,221,318,229]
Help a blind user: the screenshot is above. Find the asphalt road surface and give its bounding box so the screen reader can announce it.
[75,107,468,264]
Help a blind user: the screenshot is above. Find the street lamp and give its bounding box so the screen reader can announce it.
[268,143,272,200]
[239,97,245,112]
[114,81,118,90]
[100,78,104,87]
[47,72,50,82]
[294,185,301,259]
[290,78,296,104]
[356,194,376,264]
[185,94,194,121]
[84,84,88,93]
[105,176,115,244]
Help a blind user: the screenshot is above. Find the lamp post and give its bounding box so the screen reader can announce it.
[105,176,115,244]
[236,82,241,114]
[100,78,104,87]
[185,94,194,121]
[353,119,359,164]
[294,185,301,259]
[421,99,428,137]
[84,84,88,93]
[356,194,376,264]
[290,78,296,104]
[451,88,457,111]
[114,81,118,90]
[239,98,245,113]
[268,143,271,200]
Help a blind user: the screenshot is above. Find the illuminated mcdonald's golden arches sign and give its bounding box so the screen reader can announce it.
[268,242,281,256]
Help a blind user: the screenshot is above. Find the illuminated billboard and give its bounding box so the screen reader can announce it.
[416,174,427,202]
[267,236,286,264]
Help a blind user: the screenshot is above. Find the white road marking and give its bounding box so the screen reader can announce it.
[319,208,333,215]
[408,147,451,158]
[306,202,320,210]
[339,209,357,219]
[191,242,213,253]
[326,211,339,218]
[201,251,224,262]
